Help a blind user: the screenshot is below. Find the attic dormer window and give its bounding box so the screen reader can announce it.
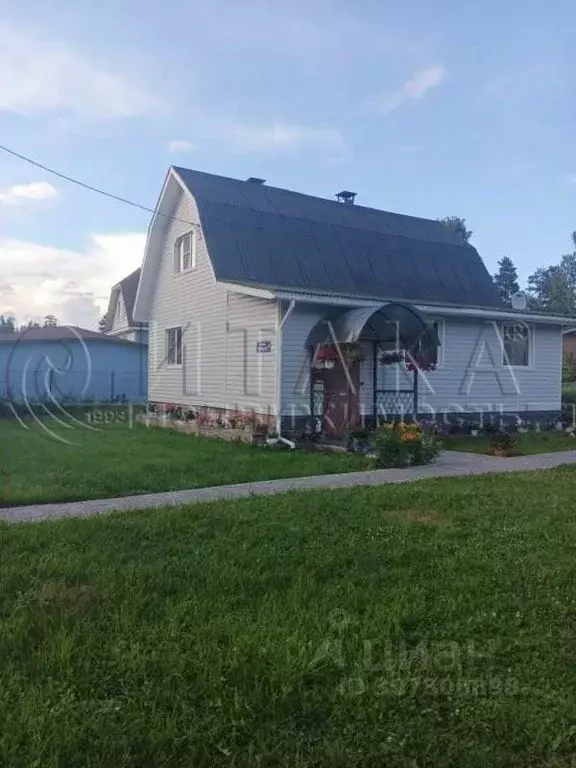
[116,296,125,322]
[174,232,196,273]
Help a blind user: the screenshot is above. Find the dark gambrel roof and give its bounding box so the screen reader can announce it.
[174,167,505,309]
[119,268,141,325]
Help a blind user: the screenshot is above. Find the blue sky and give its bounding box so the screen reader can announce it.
[1,0,575,326]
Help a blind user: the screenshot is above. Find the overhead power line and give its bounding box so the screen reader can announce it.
[0,143,196,227]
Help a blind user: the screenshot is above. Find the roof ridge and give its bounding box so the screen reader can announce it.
[173,165,457,234]
[199,198,476,247]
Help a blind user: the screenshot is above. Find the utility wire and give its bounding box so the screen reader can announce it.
[0,143,197,227]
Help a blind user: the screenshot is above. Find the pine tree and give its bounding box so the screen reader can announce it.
[493,256,520,304]
[437,216,472,242]
[0,315,15,332]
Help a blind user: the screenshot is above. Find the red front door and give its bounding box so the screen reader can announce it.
[312,359,361,436]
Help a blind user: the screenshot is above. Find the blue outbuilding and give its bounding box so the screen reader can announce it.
[0,326,147,404]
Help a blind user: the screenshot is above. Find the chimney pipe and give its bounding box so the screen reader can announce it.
[335,190,356,204]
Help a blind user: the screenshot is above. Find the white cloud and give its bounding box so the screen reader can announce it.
[0,22,157,118]
[0,232,145,328]
[373,64,446,114]
[223,121,344,153]
[166,139,197,153]
[0,181,58,205]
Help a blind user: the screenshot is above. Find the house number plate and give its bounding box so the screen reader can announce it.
[256,341,272,353]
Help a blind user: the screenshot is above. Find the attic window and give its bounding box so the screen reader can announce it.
[174,232,196,273]
[116,296,125,322]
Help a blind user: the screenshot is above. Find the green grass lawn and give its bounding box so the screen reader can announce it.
[0,416,368,507]
[2,469,576,766]
[443,430,576,455]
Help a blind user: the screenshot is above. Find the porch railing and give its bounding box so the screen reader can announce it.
[375,389,416,418]
[311,388,417,421]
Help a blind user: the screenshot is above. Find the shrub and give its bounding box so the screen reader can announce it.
[563,354,576,383]
[375,421,440,468]
[489,429,516,456]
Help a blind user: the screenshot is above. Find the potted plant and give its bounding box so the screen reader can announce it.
[379,351,404,365]
[469,422,481,437]
[348,427,371,452]
[405,355,437,372]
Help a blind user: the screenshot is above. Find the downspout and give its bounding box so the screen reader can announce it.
[269,299,296,449]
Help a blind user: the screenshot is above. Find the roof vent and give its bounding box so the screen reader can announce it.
[336,190,356,205]
[511,292,527,310]
[246,177,266,185]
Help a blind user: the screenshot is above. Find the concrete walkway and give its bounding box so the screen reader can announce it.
[2,449,576,524]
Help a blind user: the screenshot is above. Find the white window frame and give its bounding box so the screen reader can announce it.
[119,299,125,320]
[412,318,445,368]
[166,327,182,366]
[501,322,532,368]
[174,231,196,273]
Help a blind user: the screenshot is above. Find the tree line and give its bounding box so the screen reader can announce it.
[0,315,59,333]
[439,217,576,315]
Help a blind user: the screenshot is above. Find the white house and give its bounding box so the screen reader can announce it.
[104,269,148,344]
[134,167,571,436]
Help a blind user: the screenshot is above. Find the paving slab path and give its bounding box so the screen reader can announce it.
[2,449,576,524]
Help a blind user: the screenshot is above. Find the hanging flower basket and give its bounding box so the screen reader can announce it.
[315,343,366,366]
[316,345,340,364]
[343,343,366,363]
[379,351,404,365]
[405,355,437,372]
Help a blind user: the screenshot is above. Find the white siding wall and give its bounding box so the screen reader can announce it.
[148,190,277,413]
[417,316,562,417]
[280,304,563,420]
[111,328,148,345]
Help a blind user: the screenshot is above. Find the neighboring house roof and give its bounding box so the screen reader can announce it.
[173,167,505,309]
[104,268,146,332]
[0,326,146,345]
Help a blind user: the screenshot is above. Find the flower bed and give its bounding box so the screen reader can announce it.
[375,421,440,468]
[140,405,275,445]
[138,412,257,443]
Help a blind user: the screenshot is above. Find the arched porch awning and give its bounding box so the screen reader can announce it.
[305,302,440,351]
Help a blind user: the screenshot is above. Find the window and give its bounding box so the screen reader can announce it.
[414,321,441,366]
[166,327,182,365]
[174,232,196,273]
[502,322,530,366]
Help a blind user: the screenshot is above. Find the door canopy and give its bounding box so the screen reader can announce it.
[306,302,440,352]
